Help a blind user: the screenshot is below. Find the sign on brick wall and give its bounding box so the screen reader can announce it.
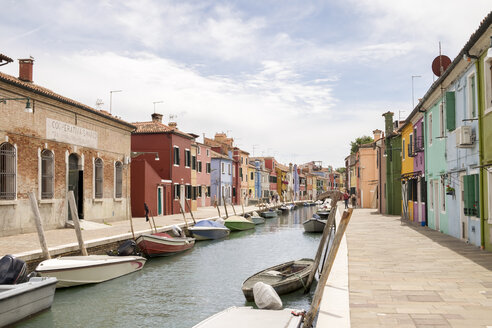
[46,118,98,148]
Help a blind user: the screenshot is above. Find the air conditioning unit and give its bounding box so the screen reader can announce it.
[456,126,473,147]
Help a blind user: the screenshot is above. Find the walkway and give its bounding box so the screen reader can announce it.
[346,208,492,327]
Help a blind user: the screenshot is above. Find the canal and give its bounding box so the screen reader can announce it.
[20,206,321,328]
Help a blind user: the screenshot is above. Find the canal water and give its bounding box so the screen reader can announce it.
[20,206,322,328]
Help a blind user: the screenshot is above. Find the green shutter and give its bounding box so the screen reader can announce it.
[474,174,480,217]
[446,91,456,131]
[463,175,477,216]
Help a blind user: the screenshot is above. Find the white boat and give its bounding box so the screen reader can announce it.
[192,306,304,328]
[35,255,146,288]
[0,277,57,327]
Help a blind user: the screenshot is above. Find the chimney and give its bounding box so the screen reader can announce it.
[18,57,34,82]
[382,111,394,136]
[372,129,382,141]
[151,113,163,123]
[168,122,177,128]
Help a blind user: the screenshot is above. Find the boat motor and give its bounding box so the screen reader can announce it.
[117,240,137,256]
[0,254,28,284]
[171,225,184,237]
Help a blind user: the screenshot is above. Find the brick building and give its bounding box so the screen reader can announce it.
[0,57,135,237]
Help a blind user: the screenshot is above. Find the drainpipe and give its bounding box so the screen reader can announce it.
[475,59,486,249]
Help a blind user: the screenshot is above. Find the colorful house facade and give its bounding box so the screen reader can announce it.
[210,150,232,205]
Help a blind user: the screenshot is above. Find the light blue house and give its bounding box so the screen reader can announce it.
[254,160,262,199]
[210,150,233,205]
[424,98,449,234]
[445,63,481,246]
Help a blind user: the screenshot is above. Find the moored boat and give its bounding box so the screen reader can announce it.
[36,255,146,288]
[188,220,230,240]
[0,277,58,327]
[192,306,304,328]
[224,216,255,231]
[136,232,195,257]
[241,258,314,302]
[302,216,326,233]
[247,212,265,225]
[260,210,277,218]
[316,210,330,219]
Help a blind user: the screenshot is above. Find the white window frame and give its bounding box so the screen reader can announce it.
[484,56,492,115]
[221,162,225,174]
[173,146,180,166]
[206,149,210,157]
[467,72,477,119]
[174,183,180,200]
[439,102,445,137]
[197,146,201,155]
[185,149,191,168]
[0,142,17,201]
[440,177,446,213]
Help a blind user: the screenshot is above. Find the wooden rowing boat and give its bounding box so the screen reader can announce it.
[241,258,314,302]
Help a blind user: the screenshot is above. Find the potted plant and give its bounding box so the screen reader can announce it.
[446,185,455,196]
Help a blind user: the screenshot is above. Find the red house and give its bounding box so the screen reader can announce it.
[131,113,195,217]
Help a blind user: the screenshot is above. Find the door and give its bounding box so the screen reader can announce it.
[68,154,84,220]
[459,173,468,240]
[157,186,163,216]
[433,180,439,231]
[180,185,185,210]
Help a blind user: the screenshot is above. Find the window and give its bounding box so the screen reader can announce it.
[41,149,54,199]
[439,102,445,137]
[197,146,201,155]
[484,56,492,112]
[468,73,477,118]
[228,164,231,175]
[174,146,180,165]
[428,113,433,145]
[115,161,123,198]
[174,184,180,199]
[207,186,211,197]
[192,155,196,170]
[192,186,197,200]
[206,163,211,174]
[198,186,202,197]
[198,161,202,173]
[240,168,243,179]
[185,150,191,167]
[402,139,405,160]
[186,185,192,199]
[251,172,254,180]
[221,163,225,173]
[0,142,16,200]
[94,158,103,199]
[409,133,413,156]
[429,181,434,208]
[206,149,210,157]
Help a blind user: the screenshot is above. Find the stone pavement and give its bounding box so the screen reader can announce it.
[346,208,492,328]
[1,204,260,261]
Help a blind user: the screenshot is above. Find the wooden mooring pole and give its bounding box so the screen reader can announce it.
[178,202,189,228]
[302,208,352,328]
[185,199,196,224]
[214,200,221,217]
[304,204,338,293]
[67,191,89,256]
[222,195,229,218]
[28,192,51,259]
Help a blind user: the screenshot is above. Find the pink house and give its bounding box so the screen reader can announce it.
[196,142,212,207]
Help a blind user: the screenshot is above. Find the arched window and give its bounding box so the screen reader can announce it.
[94,158,103,199]
[0,142,16,200]
[41,149,54,199]
[115,161,122,198]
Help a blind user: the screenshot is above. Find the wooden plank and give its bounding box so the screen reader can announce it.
[27,192,51,260]
[67,191,88,256]
[302,208,353,328]
[304,204,338,293]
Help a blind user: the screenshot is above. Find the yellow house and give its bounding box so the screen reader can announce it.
[400,122,414,220]
[247,163,256,201]
[275,161,289,201]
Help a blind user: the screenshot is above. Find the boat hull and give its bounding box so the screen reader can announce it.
[260,211,277,218]
[0,277,57,327]
[224,221,255,231]
[251,216,265,225]
[242,258,314,302]
[303,219,326,233]
[36,255,146,288]
[136,233,195,257]
[188,227,230,240]
[316,211,330,219]
[192,306,303,328]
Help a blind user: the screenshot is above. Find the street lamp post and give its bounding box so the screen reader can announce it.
[110,90,122,114]
[412,75,421,109]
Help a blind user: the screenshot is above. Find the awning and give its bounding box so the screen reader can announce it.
[400,171,422,180]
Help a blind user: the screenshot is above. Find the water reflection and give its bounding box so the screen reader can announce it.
[19,205,319,328]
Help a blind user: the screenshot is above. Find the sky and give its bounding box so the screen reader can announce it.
[1,1,491,168]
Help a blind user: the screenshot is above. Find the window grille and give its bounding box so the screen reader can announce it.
[115,161,123,198]
[41,149,54,199]
[94,158,103,198]
[0,143,16,200]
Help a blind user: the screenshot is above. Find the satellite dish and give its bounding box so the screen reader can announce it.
[432,55,451,77]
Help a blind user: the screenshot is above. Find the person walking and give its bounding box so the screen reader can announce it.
[351,193,357,208]
[343,190,350,209]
